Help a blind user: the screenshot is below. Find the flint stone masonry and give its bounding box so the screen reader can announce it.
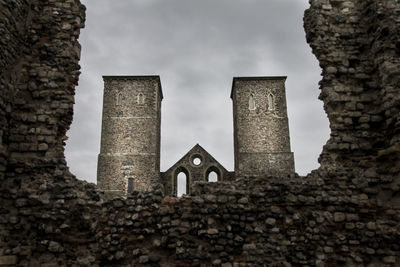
[231,77,295,178]
[305,0,400,180]
[0,0,399,266]
[161,144,235,196]
[98,75,294,196]
[97,76,162,195]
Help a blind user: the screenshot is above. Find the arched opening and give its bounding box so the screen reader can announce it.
[205,166,221,182]
[268,93,275,111]
[249,94,255,110]
[137,93,144,104]
[116,93,122,105]
[208,171,218,182]
[174,167,190,197]
[177,172,187,197]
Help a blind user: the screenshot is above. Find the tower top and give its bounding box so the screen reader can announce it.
[230,76,287,99]
[102,75,163,100]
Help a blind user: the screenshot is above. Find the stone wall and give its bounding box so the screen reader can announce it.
[0,0,98,265]
[0,0,399,266]
[305,0,400,179]
[95,176,399,266]
[1,175,398,266]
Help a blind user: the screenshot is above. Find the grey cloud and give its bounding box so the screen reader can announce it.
[66,0,329,183]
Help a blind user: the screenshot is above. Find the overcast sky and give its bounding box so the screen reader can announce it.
[65,0,330,184]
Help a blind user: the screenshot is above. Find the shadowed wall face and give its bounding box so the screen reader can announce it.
[305,0,400,178]
[97,76,162,194]
[232,77,295,177]
[0,0,85,182]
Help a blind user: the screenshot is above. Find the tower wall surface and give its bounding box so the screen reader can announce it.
[97,76,162,194]
[231,77,294,177]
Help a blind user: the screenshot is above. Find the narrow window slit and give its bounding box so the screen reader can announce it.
[249,94,255,110]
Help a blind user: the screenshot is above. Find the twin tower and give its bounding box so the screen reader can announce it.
[97,76,295,196]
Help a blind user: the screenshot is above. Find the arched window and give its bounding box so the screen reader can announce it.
[137,93,144,104]
[207,171,218,182]
[268,93,275,111]
[127,178,134,193]
[249,94,255,110]
[206,167,221,182]
[116,93,122,105]
[177,172,187,197]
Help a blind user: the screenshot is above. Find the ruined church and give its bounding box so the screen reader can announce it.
[97,76,295,196]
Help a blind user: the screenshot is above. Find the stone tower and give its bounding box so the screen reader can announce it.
[97,76,163,195]
[231,76,295,178]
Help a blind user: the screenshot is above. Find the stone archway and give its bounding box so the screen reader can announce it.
[173,166,190,197]
[205,166,222,182]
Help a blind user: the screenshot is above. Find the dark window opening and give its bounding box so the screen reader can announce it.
[127,178,134,193]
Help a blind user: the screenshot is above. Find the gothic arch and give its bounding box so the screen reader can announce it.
[137,92,144,104]
[205,166,222,182]
[267,93,275,111]
[173,166,190,197]
[116,92,122,105]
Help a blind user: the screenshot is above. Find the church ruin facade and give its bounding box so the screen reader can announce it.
[97,75,295,196]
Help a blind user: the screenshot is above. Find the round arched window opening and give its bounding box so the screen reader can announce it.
[208,171,218,182]
[137,93,144,105]
[268,93,275,111]
[116,93,122,106]
[249,94,256,110]
[177,172,187,197]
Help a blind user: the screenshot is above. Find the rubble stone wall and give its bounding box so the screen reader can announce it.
[0,0,30,182]
[94,177,399,266]
[305,0,400,179]
[0,0,399,266]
